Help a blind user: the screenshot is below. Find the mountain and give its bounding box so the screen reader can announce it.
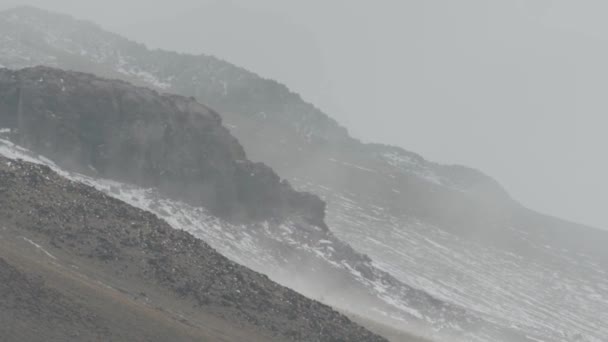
[0,66,512,342]
[0,155,385,342]
[0,5,514,233]
[1,6,608,341]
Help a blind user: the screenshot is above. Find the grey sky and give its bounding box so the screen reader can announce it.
[1,0,607,229]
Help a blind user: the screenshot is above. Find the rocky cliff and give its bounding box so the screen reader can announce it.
[0,66,325,228]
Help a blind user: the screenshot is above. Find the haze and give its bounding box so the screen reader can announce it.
[1,0,606,229]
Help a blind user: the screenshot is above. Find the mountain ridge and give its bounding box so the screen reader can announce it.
[0,5,507,201]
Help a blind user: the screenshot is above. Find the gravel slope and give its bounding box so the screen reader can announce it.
[0,155,386,342]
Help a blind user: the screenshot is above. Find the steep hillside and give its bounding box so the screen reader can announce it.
[0,155,386,342]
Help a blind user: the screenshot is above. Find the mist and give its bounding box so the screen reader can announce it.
[0,0,606,230]
[2,2,608,341]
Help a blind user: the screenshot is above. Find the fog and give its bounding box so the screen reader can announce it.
[2,3,608,340]
[1,0,606,230]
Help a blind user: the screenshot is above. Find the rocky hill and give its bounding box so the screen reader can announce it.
[0,66,325,227]
[0,155,386,342]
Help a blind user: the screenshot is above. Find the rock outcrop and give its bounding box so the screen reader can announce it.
[0,66,326,228]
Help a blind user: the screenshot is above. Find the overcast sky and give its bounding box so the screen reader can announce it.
[1,0,607,229]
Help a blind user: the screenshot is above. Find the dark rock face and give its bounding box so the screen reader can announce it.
[0,67,326,227]
[0,156,385,342]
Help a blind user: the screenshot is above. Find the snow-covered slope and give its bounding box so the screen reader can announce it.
[2,6,608,342]
[297,179,608,342]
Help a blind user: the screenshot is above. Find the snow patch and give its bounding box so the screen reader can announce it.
[382,152,451,187]
[20,237,57,260]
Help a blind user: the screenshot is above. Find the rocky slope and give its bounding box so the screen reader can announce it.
[2,6,608,341]
[0,155,386,342]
